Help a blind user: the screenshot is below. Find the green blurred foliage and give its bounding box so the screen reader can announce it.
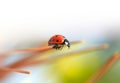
[47,39,120,83]
[98,38,120,83]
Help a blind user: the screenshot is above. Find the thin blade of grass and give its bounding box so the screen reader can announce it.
[86,52,120,83]
[8,46,53,53]
[0,67,30,74]
[71,40,85,44]
[6,40,84,54]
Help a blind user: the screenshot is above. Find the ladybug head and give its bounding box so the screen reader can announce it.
[64,39,70,48]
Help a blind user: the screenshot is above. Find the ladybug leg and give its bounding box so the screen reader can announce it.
[53,45,60,50]
[52,45,57,49]
[57,45,63,50]
[56,46,60,50]
[52,44,64,50]
[59,45,64,50]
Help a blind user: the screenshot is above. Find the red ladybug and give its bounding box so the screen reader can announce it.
[48,34,70,49]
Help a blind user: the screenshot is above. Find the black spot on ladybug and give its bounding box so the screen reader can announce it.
[55,35,58,37]
[56,40,59,42]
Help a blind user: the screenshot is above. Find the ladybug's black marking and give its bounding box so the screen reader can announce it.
[55,35,58,37]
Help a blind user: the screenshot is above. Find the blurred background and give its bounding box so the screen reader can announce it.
[0,0,120,83]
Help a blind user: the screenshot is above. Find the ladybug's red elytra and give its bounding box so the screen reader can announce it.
[48,34,70,49]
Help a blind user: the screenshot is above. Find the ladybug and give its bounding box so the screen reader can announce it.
[48,34,70,49]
